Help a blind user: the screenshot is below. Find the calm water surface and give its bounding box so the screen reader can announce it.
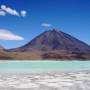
[0,60,90,73]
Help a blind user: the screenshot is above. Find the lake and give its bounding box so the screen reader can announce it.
[0,60,90,73]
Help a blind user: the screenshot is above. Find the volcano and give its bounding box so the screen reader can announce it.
[11,29,90,53]
[8,29,90,60]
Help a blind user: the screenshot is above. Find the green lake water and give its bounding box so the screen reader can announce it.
[0,60,90,73]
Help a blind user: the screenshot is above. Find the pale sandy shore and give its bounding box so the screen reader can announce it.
[0,71,90,90]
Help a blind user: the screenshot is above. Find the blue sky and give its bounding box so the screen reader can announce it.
[0,0,90,49]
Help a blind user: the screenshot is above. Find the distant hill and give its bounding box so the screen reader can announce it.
[0,46,13,60]
[0,45,4,50]
[7,29,90,60]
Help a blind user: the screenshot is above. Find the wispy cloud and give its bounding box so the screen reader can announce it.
[0,5,27,17]
[0,29,24,40]
[0,10,6,16]
[41,23,52,28]
[1,5,19,16]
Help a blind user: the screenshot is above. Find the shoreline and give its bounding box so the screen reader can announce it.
[0,69,90,74]
[0,60,90,62]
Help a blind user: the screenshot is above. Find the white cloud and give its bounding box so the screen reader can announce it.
[1,5,19,16]
[0,5,27,17]
[0,10,6,16]
[21,10,27,17]
[1,5,6,10]
[41,23,52,28]
[0,29,24,40]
